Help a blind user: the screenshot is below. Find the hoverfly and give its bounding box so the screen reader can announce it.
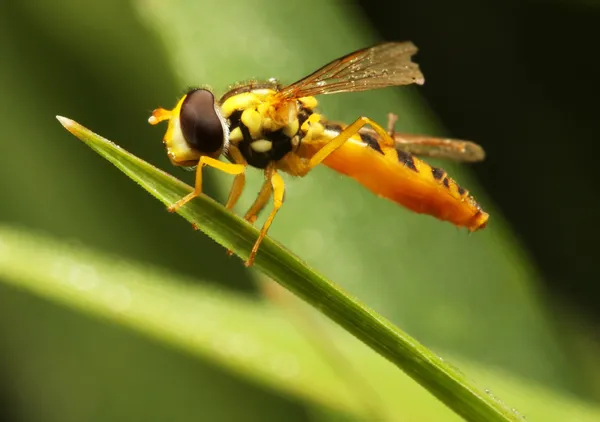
[149,42,489,267]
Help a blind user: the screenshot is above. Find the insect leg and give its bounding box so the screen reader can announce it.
[225,146,248,211]
[225,166,273,257]
[243,173,273,225]
[308,116,395,169]
[168,156,245,213]
[245,168,285,267]
[386,112,399,136]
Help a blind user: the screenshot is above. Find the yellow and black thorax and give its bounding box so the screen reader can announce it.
[218,83,321,169]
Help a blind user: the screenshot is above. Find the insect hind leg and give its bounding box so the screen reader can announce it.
[307,116,394,169]
[386,113,399,137]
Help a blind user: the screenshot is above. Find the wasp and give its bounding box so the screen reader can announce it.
[149,42,489,267]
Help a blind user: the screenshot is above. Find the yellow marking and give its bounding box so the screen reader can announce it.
[229,127,243,142]
[241,108,263,138]
[307,121,324,140]
[221,93,261,118]
[149,96,200,165]
[257,102,271,116]
[283,118,299,137]
[263,117,274,131]
[168,156,245,213]
[251,139,273,153]
[301,113,321,132]
[299,96,318,109]
[166,114,201,164]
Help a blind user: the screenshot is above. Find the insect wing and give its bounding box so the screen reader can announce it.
[358,127,486,162]
[393,133,485,162]
[276,42,425,99]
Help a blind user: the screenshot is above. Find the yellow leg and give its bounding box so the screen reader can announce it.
[168,155,245,213]
[245,169,285,267]
[226,167,274,257]
[224,146,248,211]
[223,147,249,255]
[308,116,395,169]
[386,112,399,137]
[244,170,274,224]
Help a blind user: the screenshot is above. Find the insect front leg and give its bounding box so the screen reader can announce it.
[168,156,245,213]
[307,116,395,169]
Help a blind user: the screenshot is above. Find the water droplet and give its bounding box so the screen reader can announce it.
[511,408,526,419]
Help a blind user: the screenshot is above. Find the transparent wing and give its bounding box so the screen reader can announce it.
[360,128,486,162]
[394,133,485,162]
[276,42,425,99]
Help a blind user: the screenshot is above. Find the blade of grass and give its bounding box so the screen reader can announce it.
[56,115,522,422]
[3,224,600,421]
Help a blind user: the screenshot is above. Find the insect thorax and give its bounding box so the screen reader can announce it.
[220,88,317,169]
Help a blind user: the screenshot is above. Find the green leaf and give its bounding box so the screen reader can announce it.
[2,224,600,421]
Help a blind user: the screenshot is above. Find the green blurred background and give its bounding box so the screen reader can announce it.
[1,0,599,421]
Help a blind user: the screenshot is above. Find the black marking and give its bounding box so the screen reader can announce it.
[325,122,343,132]
[443,177,450,188]
[359,133,384,154]
[265,129,295,160]
[297,108,311,128]
[238,126,295,169]
[457,186,466,196]
[396,149,418,172]
[180,89,223,154]
[228,110,243,131]
[431,166,446,180]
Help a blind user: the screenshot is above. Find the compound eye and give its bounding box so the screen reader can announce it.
[179,89,224,154]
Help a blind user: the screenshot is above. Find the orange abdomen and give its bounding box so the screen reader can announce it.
[321,140,489,231]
